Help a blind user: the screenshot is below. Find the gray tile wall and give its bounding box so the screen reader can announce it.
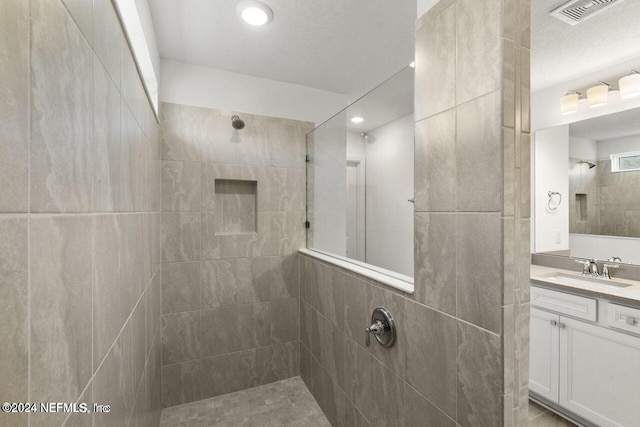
[0,0,162,426]
[302,0,531,425]
[569,158,640,238]
[569,157,599,235]
[159,102,312,408]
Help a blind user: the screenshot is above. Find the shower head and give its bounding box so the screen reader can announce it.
[231,115,245,130]
[579,160,596,169]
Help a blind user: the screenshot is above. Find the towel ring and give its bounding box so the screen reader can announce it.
[547,191,562,211]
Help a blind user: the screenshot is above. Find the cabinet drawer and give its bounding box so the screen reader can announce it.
[531,286,597,322]
[607,303,640,336]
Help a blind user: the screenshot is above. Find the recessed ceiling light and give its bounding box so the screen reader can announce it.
[351,116,364,123]
[409,61,415,68]
[237,1,273,26]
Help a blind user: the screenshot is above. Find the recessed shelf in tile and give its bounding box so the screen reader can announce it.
[214,179,257,234]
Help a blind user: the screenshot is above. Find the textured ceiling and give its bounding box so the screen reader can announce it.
[149,0,416,96]
[531,0,640,91]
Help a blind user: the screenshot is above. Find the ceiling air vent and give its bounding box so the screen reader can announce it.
[550,0,626,26]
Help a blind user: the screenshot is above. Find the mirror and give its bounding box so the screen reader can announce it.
[306,65,414,280]
[534,107,640,264]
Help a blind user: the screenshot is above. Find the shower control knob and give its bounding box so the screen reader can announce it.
[364,307,397,348]
[365,320,384,347]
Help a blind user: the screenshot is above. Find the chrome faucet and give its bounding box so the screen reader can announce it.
[575,258,619,279]
[601,263,619,280]
[575,258,599,276]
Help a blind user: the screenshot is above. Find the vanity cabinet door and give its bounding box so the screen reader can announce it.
[529,307,560,402]
[559,316,640,427]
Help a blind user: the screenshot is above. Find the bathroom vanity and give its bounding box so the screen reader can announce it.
[529,265,640,427]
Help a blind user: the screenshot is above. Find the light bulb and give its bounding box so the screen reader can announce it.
[237,1,273,26]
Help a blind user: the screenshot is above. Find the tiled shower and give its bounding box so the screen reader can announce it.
[1,0,162,426]
[0,0,531,425]
[158,103,312,406]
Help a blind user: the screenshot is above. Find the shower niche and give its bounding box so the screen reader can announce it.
[214,179,258,235]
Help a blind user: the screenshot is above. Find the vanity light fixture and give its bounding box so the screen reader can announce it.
[586,81,610,108]
[619,70,640,99]
[351,116,364,123]
[237,0,273,26]
[560,90,581,115]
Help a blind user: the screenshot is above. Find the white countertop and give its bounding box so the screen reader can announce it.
[531,264,640,304]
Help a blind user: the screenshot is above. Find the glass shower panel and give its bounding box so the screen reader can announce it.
[306,65,414,278]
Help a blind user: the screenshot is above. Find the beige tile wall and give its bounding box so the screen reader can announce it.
[0,0,162,426]
[569,157,640,238]
[159,102,312,408]
[301,0,531,425]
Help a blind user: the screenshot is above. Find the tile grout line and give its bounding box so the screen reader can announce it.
[27,1,32,426]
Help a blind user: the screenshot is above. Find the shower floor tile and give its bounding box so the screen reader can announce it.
[160,376,331,427]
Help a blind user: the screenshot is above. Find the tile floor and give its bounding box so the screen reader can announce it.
[160,376,330,427]
[529,400,579,427]
[161,379,578,427]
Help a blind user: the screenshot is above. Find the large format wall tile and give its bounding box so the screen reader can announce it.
[161,103,213,162]
[414,109,456,212]
[161,212,201,262]
[415,3,456,120]
[270,298,300,344]
[457,321,503,426]
[159,102,310,407]
[30,216,92,427]
[344,337,371,414]
[93,0,121,88]
[270,121,309,169]
[200,343,299,399]
[405,301,457,418]
[270,255,300,299]
[342,271,371,347]
[162,311,202,365]
[161,361,202,408]
[93,325,135,427]
[31,0,93,212]
[201,258,270,308]
[0,217,28,427]
[93,57,123,212]
[236,119,271,167]
[415,213,456,315]
[404,384,455,427]
[162,262,201,314]
[456,0,502,104]
[368,285,405,380]
[121,42,146,130]
[122,99,148,212]
[369,358,404,427]
[11,0,162,423]
[62,0,92,45]
[200,113,238,164]
[0,0,29,212]
[162,160,202,212]
[94,214,138,367]
[456,90,502,212]
[456,213,503,333]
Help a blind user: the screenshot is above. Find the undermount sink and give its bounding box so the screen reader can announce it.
[537,272,632,291]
